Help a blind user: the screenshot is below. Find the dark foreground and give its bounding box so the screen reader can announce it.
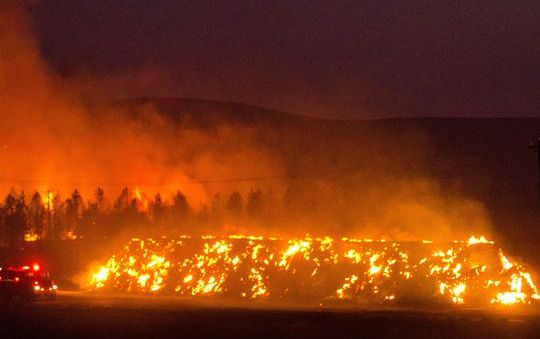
[1,293,539,339]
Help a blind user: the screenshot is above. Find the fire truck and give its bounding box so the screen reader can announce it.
[0,263,57,300]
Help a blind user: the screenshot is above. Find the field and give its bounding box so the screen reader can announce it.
[1,292,539,338]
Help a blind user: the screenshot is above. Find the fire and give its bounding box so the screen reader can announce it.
[134,187,149,211]
[92,266,110,289]
[467,235,493,246]
[499,250,514,271]
[24,233,39,242]
[42,191,54,210]
[90,234,539,306]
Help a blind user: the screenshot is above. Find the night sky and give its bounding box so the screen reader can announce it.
[33,1,539,119]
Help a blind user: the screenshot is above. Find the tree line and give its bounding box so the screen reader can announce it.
[0,187,281,247]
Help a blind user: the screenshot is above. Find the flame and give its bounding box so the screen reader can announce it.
[499,250,514,271]
[42,191,54,210]
[467,235,493,246]
[24,232,39,242]
[134,187,149,211]
[90,234,539,306]
[61,231,79,240]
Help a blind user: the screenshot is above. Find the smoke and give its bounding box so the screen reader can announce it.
[0,2,284,207]
[0,2,492,242]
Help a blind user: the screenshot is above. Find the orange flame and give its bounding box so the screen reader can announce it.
[90,234,539,306]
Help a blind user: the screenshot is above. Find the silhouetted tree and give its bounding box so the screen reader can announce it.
[283,186,307,219]
[226,191,243,218]
[94,187,107,211]
[64,190,84,238]
[114,187,130,210]
[246,189,263,218]
[172,191,189,215]
[150,193,168,233]
[171,191,190,232]
[27,192,45,240]
[1,192,27,247]
[80,188,108,240]
[51,193,65,241]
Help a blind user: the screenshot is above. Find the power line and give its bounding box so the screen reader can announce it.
[0,167,365,187]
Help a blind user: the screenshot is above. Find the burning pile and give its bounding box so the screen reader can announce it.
[91,235,539,306]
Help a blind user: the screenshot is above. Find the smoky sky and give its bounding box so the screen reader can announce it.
[33,1,539,119]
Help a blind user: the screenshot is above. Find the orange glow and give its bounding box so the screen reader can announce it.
[42,191,54,210]
[134,187,149,211]
[24,233,39,242]
[90,234,539,306]
[467,235,493,246]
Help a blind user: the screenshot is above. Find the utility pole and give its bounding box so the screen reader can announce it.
[529,137,540,204]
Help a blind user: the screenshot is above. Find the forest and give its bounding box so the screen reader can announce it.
[0,187,282,247]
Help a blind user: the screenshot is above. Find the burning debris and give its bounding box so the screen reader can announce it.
[90,235,539,306]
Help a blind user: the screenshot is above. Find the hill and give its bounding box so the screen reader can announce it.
[102,98,540,264]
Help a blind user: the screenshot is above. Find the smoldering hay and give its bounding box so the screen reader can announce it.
[90,234,540,306]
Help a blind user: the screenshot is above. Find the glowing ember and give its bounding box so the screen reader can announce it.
[467,235,493,246]
[24,232,39,242]
[90,235,539,306]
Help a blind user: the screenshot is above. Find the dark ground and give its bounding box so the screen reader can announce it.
[1,292,539,338]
